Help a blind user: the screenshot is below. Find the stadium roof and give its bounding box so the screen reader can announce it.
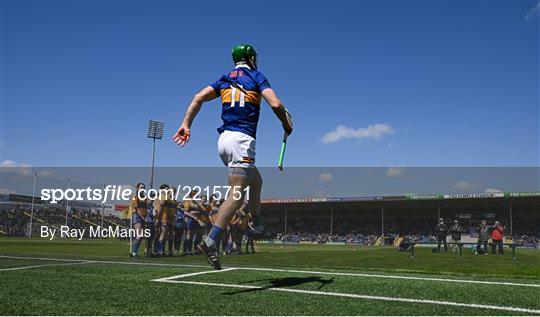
[260,191,540,213]
[2,191,539,213]
[261,191,540,204]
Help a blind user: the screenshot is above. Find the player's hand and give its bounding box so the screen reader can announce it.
[173,125,191,146]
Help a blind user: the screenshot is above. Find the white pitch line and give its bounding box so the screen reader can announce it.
[234,267,540,288]
[0,255,209,269]
[0,261,95,272]
[156,280,540,315]
[2,255,540,288]
[152,268,237,282]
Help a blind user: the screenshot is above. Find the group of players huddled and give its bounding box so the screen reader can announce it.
[129,182,256,258]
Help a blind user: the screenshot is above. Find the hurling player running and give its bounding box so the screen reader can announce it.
[173,44,292,269]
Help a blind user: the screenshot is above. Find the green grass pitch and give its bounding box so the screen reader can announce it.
[0,238,539,315]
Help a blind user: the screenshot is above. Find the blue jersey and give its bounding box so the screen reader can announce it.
[210,65,271,139]
[174,209,185,228]
[145,203,154,223]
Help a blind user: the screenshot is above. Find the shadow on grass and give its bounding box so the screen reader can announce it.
[223,276,335,295]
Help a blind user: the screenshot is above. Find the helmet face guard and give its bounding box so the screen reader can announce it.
[249,55,258,70]
[232,44,258,69]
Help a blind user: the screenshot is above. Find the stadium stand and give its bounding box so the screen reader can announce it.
[260,193,539,248]
[1,192,538,249]
[0,202,129,237]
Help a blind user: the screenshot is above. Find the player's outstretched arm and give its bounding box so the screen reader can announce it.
[173,86,218,146]
[261,88,293,135]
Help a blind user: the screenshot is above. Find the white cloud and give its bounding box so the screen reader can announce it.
[317,173,333,182]
[119,184,135,192]
[0,187,19,195]
[1,160,31,168]
[526,1,540,21]
[313,190,331,197]
[39,170,53,177]
[1,160,52,177]
[321,124,394,144]
[484,188,502,194]
[386,167,405,177]
[453,181,482,191]
[1,159,34,177]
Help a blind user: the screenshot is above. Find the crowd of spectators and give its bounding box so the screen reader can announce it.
[263,216,539,247]
[1,202,538,248]
[263,217,439,244]
[0,206,28,236]
[0,203,129,237]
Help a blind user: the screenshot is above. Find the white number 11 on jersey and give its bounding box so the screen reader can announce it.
[230,86,245,107]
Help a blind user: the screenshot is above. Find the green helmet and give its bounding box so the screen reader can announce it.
[232,44,257,64]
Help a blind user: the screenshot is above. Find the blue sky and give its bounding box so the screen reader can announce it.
[1,0,539,168]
